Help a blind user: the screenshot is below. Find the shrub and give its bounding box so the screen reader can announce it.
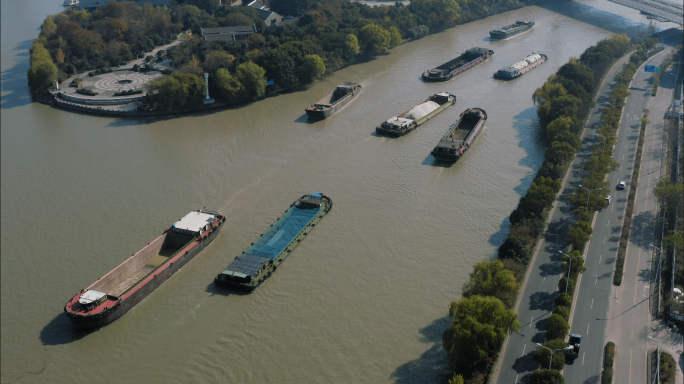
[659,352,676,384]
[558,277,576,295]
[132,64,140,72]
[533,339,567,370]
[76,88,98,96]
[602,366,613,384]
[498,236,531,264]
[546,314,570,340]
[529,369,564,384]
[552,306,569,321]
[554,293,572,308]
[161,68,173,75]
[603,342,615,368]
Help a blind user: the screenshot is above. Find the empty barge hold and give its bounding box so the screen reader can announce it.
[214,194,332,292]
[376,92,456,137]
[305,83,361,119]
[422,48,493,82]
[494,52,547,80]
[431,108,487,162]
[489,20,534,40]
[64,210,225,330]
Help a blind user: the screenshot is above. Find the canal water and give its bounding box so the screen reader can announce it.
[0,1,666,383]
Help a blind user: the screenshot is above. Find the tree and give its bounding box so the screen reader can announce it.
[90,18,129,42]
[388,26,402,48]
[359,24,391,55]
[344,34,360,58]
[299,54,325,83]
[203,51,235,74]
[174,73,206,107]
[447,373,464,384]
[546,313,570,340]
[213,68,243,103]
[147,76,184,110]
[533,339,567,370]
[498,236,530,264]
[443,296,520,371]
[41,16,57,38]
[529,368,565,384]
[236,61,266,100]
[552,306,569,321]
[177,55,203,76]
[545,116,578,142]
[532,80,566,105]
[566,221,592,251]
[561,250,587,276]
[462,260,521,308]
[27,41,58,96]
[558,277,575,294]
[258,49,296,89]
[654,181,683,213]
[545,141,576,164]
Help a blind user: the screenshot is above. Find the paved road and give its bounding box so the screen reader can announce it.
[563,48,671,384]
[601,61,682,384]
[492,48,671,384]
[608,0,683,25]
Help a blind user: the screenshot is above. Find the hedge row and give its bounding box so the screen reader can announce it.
[601,341,615,384]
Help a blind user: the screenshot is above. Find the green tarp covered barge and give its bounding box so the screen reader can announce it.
[214,194,332,291]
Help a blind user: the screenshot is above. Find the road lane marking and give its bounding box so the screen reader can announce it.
[599,255,602,264]
[530,318,533,328]
[604,236,606,244]
[607,220,610,227]
[522,344,526,356]
[629,349,632,384]
[543,272,546,281]
[582,352,585,366]
[595,277,598,285]
[586,323,590,335]
[634,248,642,305]
[591,298,594,308]
[536,293,541,303]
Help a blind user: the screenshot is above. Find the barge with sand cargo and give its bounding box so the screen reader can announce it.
[376,92,456,137]
[214,194,332,292]
[64,209,225,330]
[431,108,487,162]
[489,21,534,40]
[422,48,493,82]
[305,83,361,119]
[494,52,547,80]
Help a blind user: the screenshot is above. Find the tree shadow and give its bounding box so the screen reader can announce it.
[583,374,601,384]
[531,332,547,344]
[390,317,453,384]
[629,211,656,250]
[604,257,616,265]
[1,39,34,110]
[598,271,613,280]
[529,291,555,312]
[39,312,90,345]
[637,268,651,283]
[511,350,538,374]
[538,262,562,278]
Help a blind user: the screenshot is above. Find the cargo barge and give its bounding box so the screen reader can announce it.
[305,83,361,119]
[214,194,332,292]
[376,92,456,137]
[64,210,225,330]
[422,48,493,82]
[494,52,547,80]
[431,108,487,162]
[489,21,534,40]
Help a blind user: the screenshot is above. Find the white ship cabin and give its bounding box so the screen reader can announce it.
[171,211,217,236]
[381,117,413,131]
[79,289,107,310]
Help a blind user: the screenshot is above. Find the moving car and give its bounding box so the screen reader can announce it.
[617,181,625,190]
[606,195,611,204]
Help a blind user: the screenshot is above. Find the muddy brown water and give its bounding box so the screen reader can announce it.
[1,1,667,382]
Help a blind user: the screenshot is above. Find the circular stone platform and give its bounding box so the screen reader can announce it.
[93,73,155,92]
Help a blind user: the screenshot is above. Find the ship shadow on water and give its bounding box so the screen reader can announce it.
[204,281,253,297]
[40,313,90,345]
[390,317,453,384]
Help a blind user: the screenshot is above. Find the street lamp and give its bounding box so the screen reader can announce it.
[604,102,623,114]
[536,343,574,369]
[578,184,603,210]
[650,244,663,320]
[647,336,661,384]
[595,134,615,152]
[562,254,586,294]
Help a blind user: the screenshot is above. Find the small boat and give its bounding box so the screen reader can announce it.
[215,194,332,292]
[489,21,534,40]
[422,48,493,82]
[64,209,225,330]
[305,83,361,119]
[494,52,547,80]
[431,108,487,162]
[376,92,456,137]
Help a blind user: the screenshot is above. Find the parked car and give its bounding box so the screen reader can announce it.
[617,181,626,190]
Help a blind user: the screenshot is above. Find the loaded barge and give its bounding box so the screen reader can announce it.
[64,210,225,330]
[376,92,456,137]
[431,108,487,162]
[422,48,493,82]
[489,21,534,40]
[305,83,361,119]
[215,194,332,292]
[494,52,547,80]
